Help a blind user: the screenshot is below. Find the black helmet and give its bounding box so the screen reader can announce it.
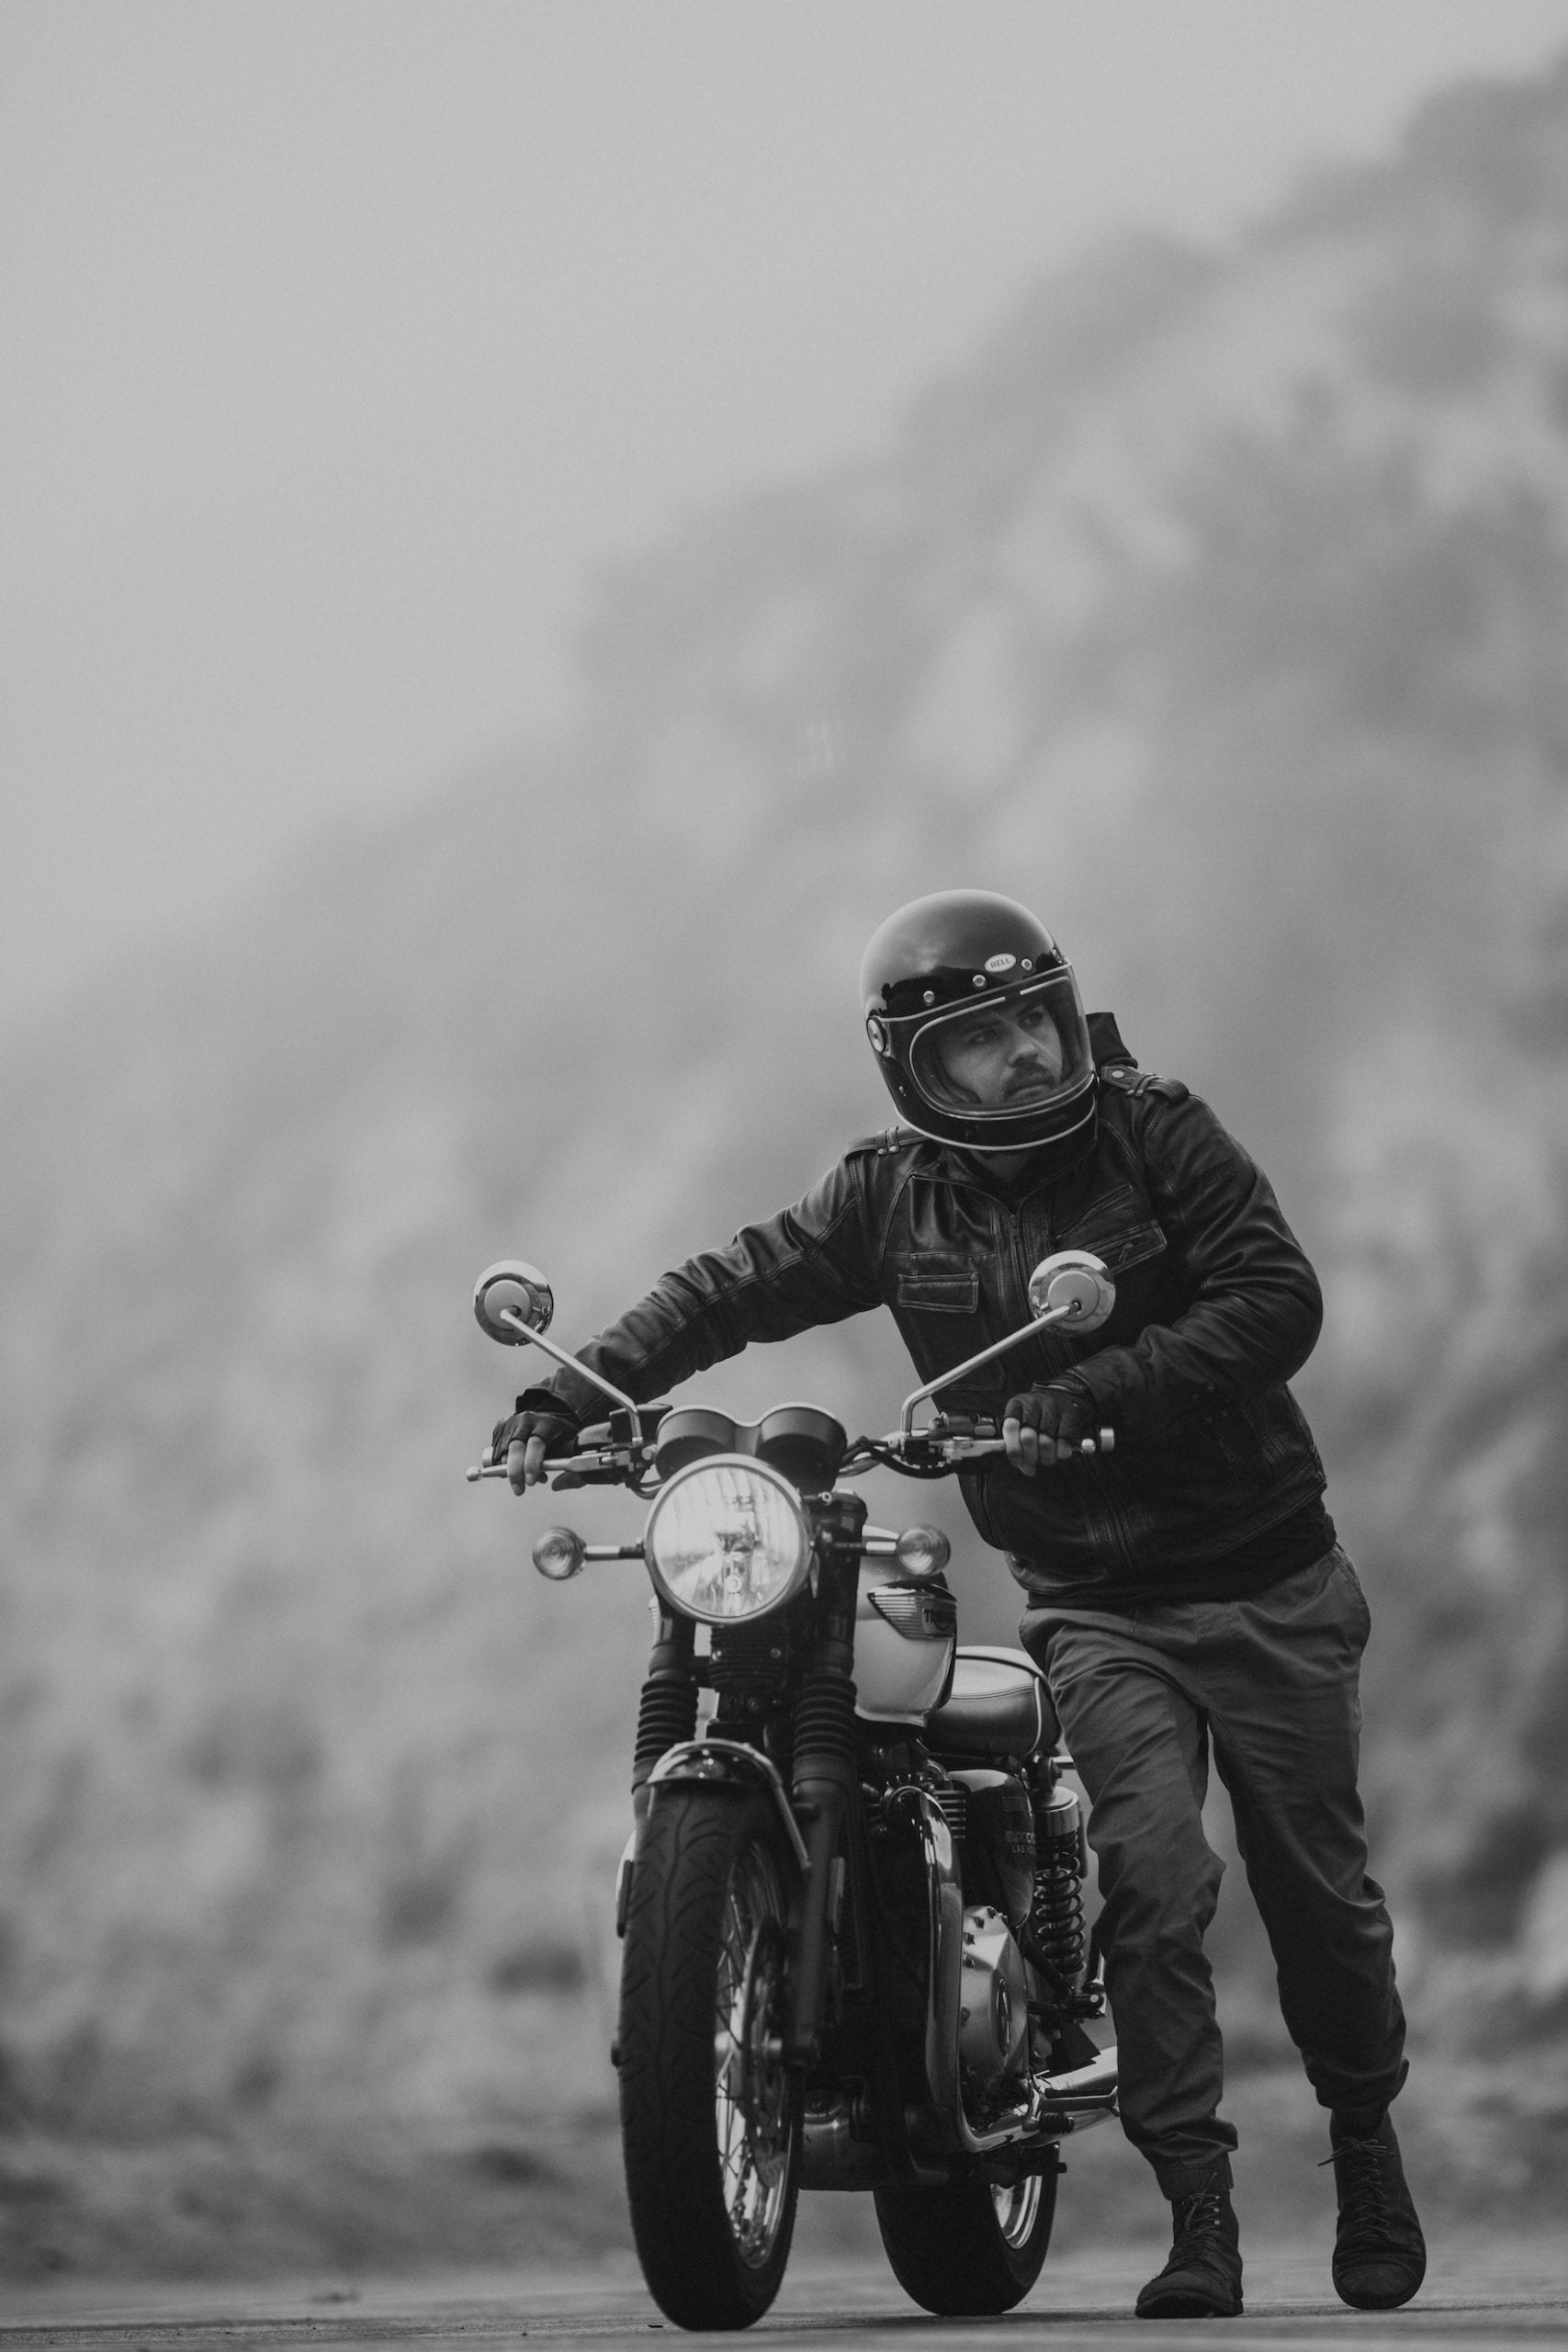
[860,890,1097,1159]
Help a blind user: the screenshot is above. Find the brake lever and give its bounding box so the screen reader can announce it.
[464,1445,644,1485]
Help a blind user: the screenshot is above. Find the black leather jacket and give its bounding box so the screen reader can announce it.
[550,1016,1326,1604]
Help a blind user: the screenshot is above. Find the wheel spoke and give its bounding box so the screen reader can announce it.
[714,2024,743,2094]
[705,1840,795,2268]
[992,2172,1043,2249]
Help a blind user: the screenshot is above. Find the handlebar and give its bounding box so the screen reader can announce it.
[465,1419,1113,1486]
[465,1445,647,1484]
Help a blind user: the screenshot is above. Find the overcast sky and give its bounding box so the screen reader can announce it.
[8,0,1568,1039]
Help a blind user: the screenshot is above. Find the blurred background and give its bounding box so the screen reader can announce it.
[5,0,1568,2283]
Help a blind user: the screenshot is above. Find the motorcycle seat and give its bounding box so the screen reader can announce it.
[924,1645,1059,1759]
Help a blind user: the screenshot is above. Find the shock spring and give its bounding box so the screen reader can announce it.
[1027,1827,1087,1984]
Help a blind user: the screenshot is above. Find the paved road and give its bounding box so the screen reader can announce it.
[4,2244,1566,2351]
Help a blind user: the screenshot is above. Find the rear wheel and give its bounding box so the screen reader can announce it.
[874,2162,1056,2314]
[618,1788,801,2329]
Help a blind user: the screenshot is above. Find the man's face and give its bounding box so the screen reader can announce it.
[933,996,1066,1110]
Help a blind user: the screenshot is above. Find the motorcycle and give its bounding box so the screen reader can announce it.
[468,1250,1122,2331]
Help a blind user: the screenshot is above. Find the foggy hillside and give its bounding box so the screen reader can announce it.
[4,51,1568,2165]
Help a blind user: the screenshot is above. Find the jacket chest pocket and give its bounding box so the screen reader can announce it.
[896,1266,981,1313]
[1057,1183,1168,1278]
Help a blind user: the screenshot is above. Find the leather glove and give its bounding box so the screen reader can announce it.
[1001,1381,1099,1476]
[491,1386,583,1492]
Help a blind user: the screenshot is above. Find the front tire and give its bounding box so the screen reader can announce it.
[618,1788,801,2330]
[874,2164,1057,2314]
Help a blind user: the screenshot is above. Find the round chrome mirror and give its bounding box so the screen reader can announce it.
[1027,1250,1115,1335]
[473,1259,556,1344]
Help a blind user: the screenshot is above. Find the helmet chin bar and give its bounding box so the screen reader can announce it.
[899,1088,1099,1158]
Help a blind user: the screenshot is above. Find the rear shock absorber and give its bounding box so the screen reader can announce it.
[1026,1781,1087,1994]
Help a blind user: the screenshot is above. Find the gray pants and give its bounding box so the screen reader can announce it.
[1021,1544,1406,2199]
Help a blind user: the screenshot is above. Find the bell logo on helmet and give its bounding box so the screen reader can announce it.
[984,953,1017,973]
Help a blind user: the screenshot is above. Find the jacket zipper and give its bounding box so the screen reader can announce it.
[1004,1201,1036,1342]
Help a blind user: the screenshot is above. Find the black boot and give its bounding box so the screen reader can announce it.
[1135,2184,1243,2320]
[1326,2107,1427,2311]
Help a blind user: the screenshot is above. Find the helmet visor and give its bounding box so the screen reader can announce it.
[908,970,1092,1124]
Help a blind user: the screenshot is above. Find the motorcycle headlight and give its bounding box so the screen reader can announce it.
[644,1455,812,1624]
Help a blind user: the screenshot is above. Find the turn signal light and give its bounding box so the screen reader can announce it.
[894,1525,951,1579]
[532,1526,588,1580]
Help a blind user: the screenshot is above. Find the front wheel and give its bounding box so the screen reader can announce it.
[874,2163,1057,2314]
[618,1788,801,2330]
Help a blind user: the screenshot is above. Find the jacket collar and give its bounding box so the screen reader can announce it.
[1087,1008,1134,1068]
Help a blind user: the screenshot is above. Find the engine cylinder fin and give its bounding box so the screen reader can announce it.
[931,1782,968,1845]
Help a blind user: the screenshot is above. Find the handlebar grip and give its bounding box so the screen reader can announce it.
[476,1438,584,1471]
[908,1425,1117,1464]
[469,1439,597,1476]
[954,1429,1115,1458]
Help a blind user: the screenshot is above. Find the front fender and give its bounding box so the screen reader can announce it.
[643,1738,809,1871]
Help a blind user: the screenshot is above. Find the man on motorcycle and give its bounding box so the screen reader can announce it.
[495,889,1424,2322]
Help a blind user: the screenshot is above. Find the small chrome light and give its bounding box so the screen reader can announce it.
[894,1525,951,1579]
[532,1526,588,1580]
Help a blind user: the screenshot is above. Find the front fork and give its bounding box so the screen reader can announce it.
[783,1495,865,2064]
[629,1606,698,1816]
[616,1604,698,1934]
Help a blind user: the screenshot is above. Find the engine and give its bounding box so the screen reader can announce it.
[922,1766,1039,2098]
[957,1903,1031,2095]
